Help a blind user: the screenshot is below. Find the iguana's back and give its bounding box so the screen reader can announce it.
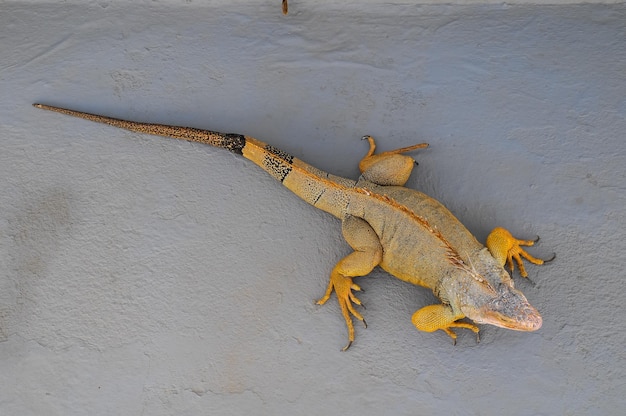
[344,180,484,290]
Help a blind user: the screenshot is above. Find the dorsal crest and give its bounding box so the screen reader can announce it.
[355,187,495,292]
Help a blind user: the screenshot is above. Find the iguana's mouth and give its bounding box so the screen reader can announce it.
[468,288,543,331]
[476,305,543,331]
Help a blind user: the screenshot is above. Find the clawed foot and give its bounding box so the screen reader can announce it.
[486,227,554,278]
[317,272,366,351]
[412,304,480,345]
[443,323,481,345]
[358,136,429,187]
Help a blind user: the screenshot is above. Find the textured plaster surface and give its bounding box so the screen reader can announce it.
[1,1,625,415]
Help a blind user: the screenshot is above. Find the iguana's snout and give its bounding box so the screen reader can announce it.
[468,285,542,331]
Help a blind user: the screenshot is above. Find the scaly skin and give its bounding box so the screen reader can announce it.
[33,104,551,349]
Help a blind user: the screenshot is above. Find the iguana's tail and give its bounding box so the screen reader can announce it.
[33,103,252,153]
[33,104,353,218]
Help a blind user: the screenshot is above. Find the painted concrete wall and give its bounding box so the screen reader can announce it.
[1,1,625,415]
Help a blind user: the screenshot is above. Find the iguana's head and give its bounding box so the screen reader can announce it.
[451,249,542,331]
[463,283,542,331]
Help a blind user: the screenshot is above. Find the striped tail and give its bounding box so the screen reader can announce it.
[33,103,355,218]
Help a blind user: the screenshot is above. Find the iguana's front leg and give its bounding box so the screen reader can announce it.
[317,215,382,350]
[411,304,480,344]
[486,227,552,278]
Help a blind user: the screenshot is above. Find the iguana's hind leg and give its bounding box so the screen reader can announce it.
[317,215,383,350]
[411,304,480,345]
[486,227,553,278]
[359,135,428,186]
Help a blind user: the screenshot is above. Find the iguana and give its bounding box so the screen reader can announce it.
[33,103,552,349]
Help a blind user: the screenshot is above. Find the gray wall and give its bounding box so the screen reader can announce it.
[1,2,625,415]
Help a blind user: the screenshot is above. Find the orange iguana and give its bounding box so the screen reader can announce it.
[33,103,552,350]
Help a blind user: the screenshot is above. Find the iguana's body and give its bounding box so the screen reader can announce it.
[34,103,550,349]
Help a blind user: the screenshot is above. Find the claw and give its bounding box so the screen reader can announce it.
[487,227,553,278]
[317,271,368,350]
[442,322,480,345]
[443,328,458,345]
